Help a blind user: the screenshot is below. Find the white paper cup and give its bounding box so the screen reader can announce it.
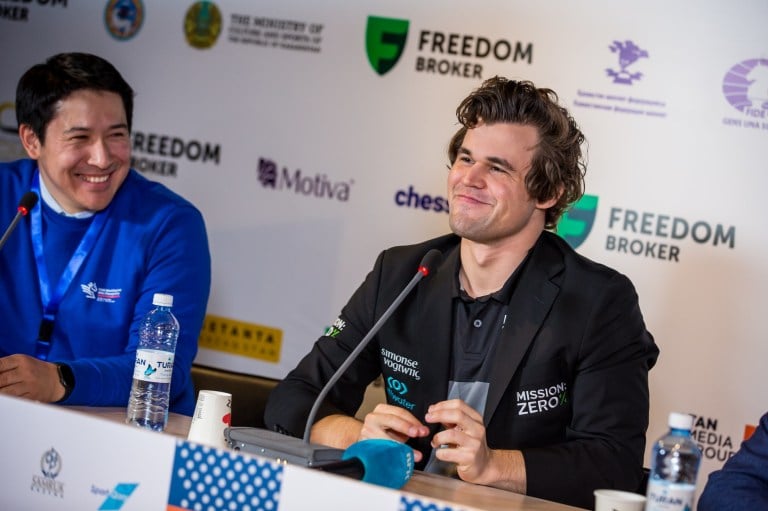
[187,390,232,449]
[593,489,646,511]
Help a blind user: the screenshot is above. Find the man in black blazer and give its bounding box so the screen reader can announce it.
[265,77,659,509]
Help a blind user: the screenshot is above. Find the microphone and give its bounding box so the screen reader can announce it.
[0,191,38,252]
[313,439,415,489]
[226,249,443,470]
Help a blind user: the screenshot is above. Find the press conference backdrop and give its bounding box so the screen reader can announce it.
[1,0,766,488]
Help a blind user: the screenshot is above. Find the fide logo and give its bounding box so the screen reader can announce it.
[365,15,409,76]
[556,194,598,249]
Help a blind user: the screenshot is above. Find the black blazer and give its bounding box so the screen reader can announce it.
[265,231,659,509]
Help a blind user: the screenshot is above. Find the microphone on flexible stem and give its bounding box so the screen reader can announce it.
[314,438,415,489]
[0,191,38,252]
[226,249,443,474]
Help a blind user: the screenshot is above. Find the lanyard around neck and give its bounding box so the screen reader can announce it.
[30,170,111,360]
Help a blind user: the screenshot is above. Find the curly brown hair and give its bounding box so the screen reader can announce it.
[448,77,586,229]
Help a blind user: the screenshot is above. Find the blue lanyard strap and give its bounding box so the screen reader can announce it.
[30,170,111,360]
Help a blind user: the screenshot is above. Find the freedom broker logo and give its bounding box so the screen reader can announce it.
[365,14,533,79]
[366,16,409,75]
[556,195,598,249]
[257,157,354,201]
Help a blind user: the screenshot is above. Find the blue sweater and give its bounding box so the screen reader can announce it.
[0,159,211,415]
[698,412,768,510]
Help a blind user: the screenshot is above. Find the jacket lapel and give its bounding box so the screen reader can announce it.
[483,234,564,423]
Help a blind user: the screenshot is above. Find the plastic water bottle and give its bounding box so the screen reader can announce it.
[645,412,703,511]
[126,293,179,431]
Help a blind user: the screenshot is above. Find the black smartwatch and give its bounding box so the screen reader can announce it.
[55,363,75,402]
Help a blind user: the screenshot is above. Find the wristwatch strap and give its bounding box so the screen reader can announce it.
[55,363,75,402]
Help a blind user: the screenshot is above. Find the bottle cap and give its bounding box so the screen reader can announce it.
[669,412,694,430]
[152,293,174,307]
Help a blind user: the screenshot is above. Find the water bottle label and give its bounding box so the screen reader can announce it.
[646,480,695,511]
[132,349,174,383]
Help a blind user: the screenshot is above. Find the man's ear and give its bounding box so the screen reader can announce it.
[18,124,42,159]
[535,185,563,210]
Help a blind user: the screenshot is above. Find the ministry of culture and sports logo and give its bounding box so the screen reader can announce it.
[556,195,598,249]
[722,58,768,115]
[366,16,409,76]
[184,1,222,49]
[606,40,648,85]
[104,0,144,41]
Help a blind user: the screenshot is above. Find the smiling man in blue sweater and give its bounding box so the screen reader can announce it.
[0,53,211,415]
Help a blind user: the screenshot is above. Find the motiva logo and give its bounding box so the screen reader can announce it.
[366,16,409,76]
[556,195,598,249]
[257,157,354,201]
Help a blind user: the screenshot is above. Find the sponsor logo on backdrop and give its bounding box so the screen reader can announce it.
[366,16,409,76]
[91,483,139,510]
[573,39,668,118]
[365,15,533,79]
[30,447,65,498]
[184,1,222,49]
[257,157,354,202]
[0,101,16,135]
[394,185,449,214]
[228,14,324,53]
[104,0,144,40]
[516,382,568,416]
[606,40,648,85]
[555,194,735,262]
[556,195,598,249]
[0,0,67,22]
[721,57,768,132]
[131,131,221,177]
[692,414,738,463]
[606,206,735,262]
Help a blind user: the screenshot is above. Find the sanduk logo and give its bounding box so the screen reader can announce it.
[365,15,410,76]
[556,194,598,249]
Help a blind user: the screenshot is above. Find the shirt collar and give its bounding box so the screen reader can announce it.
[38,174,94,219]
